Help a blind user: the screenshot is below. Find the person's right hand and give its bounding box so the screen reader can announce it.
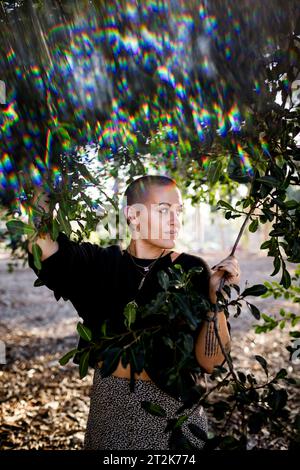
[209,255,241,304]
[31,187,50,212]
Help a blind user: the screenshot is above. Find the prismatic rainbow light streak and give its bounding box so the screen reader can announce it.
[237,144,254,178]
[1,9,238,192]
[0,0,283,205]
[259,135,271,157]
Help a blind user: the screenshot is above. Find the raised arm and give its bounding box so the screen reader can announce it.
[27,188,58,260]
[26,188,107,304]
[194,255,240,374]
[194,308,231,374]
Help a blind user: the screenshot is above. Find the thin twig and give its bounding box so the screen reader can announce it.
[213,199,260,382]
[230,201,258,256]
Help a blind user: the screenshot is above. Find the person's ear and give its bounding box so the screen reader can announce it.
[124,205,139,228]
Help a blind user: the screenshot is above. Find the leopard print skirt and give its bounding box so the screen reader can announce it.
[83,367,208,450]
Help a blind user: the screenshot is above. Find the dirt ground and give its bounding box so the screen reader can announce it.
[0,247,299,450]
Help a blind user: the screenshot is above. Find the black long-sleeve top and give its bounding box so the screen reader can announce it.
[28,232,212,400]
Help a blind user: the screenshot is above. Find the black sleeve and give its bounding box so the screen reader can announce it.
[27,232,105,302]
[187,255,212,301]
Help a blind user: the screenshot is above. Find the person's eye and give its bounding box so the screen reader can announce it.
[159,208,169,214]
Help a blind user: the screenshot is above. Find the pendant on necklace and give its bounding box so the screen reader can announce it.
[138,276,146,290]
[143,266,150,272]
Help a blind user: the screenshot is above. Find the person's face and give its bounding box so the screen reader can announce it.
[127,184,183,249]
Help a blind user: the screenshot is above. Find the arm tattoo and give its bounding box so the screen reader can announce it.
[205,321,219,357]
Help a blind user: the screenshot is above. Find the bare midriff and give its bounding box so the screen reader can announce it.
[98,251,182,382]
[98,357,153,381]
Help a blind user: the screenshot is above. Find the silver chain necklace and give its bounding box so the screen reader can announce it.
[126,248,166,290]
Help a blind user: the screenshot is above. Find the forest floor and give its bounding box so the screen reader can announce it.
[0,247,299,450]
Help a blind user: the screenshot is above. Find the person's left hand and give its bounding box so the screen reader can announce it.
[209,255,241,303]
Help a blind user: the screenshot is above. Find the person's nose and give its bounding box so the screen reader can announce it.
[169,210,181,229]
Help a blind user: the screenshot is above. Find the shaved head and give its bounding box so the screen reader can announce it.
[122,175,177,224]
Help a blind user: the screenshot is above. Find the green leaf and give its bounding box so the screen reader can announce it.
[262,208,274,222]
[237,371,246,383]
[100,320,107,337]
[217,200,234,211]
[279,320,286,329]
[249,218,259,233]
[141,400,167,417]
[33,278,44,287]
[56,208,72,237]
[173,264,183,272]
[163,336,175,349]
[188,423,208,442]
[231,284,240,295]
[124,300,138,329]
[212,400,231,420]
[269,229,285,236]
[188,266,204,277]
[272,197,286,210]
[248,412,266,434]
[76,322,92,342]
[174,416,188,429]
[260,240,271,249]
[32,243,42,270]
[274,368,287,381]
[129,346,145,375]
[242,198,251,209]
[207,159,222,185]
[183,334,194,354]
[241,284,268,297]
[56,125,71,143]
[271,257,281,277]
[164,416,188,433]
[256,176,281,187]
[285,200,299,210]
[227,155,253,184]
[254,355,268,376]
[173,293,198,329]
[77,162,99,185]
[79,350,90,379]
[6,219,36,236]
[51,218,60,240]
[247,374,257,385]
[280,269,291,289]
[267,388,287,411]
[289,331,300,338]
[100,347,123,377]
[246,302,261,320]
[222,285,231,298]
[262,313,277,326]
[157,270,170,291]
[59,348,78,366]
